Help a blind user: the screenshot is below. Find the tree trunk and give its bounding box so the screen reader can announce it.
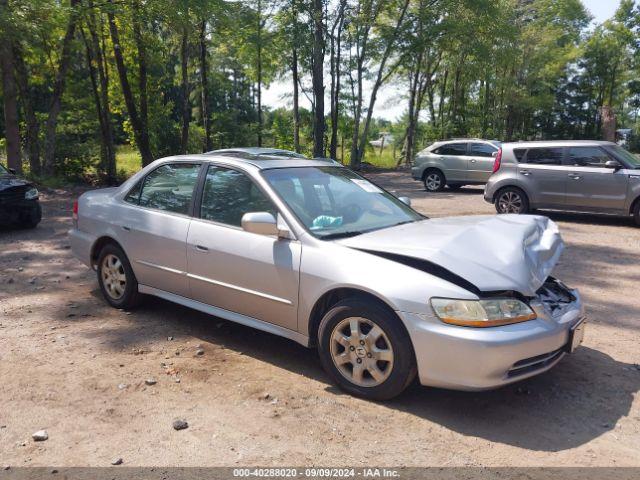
[0,2,22,174]
[311,0,324,158]
[256,0,263,147]
[292,46,300,153]
[42,0,80,175]
[131,2,152,165]
[13,44,40,175]
[329,0,345,160]
[107,0,153,166]
[199,20,211,152]
[180,24,190,154]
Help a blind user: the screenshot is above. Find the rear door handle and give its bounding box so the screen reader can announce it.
[520,169,531,176]
[195,245,209,252]
[470,159,477,163]
[121,225,131,231]
[568,174,582,180]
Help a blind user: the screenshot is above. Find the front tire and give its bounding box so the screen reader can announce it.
[318,299,416,401]
[20,204,41,229]
[97,244,142,309]
[423,169,446,192]
[494,187,530,214]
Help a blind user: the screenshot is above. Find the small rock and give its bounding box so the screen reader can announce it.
[145,378,157,386]
[17,267,23,272]
[3,466,10,471]
[175,378,181,383]
[66,313,75,318]
[196,348,205,356]
[7,278,14,284]
[111,458,123,466]
[167,336,174,341]
[51,469,58,474]
[117,383,128,390]
[172,419,188,431]
[32,430,48,441]
[28,277,36,284]
[260,393,271,400]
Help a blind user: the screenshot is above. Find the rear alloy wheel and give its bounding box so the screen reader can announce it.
[97,244,142,309]
[495,187,529,214]
[423,170,445,192]
[318,299,416,400]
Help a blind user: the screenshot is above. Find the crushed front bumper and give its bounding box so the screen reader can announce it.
[399,280,585,390]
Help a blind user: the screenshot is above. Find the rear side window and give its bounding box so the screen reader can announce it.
[138,163,201,215]
[567,147,611,168]
[514,149,527,161]
[523,148,564,165]
[469,143,498,157]
[434,143,467,156]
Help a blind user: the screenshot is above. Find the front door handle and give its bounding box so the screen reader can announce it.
[195,245,209,252]
[121,225,131,231]
[470,159,477,163]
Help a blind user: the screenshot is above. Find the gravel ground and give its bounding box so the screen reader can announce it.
[0,172,638,467]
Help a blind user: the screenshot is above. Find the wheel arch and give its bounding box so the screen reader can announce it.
[307,287,402,348]
[90,236,125,269]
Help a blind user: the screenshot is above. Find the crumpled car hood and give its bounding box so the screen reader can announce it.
[337,214,564,297]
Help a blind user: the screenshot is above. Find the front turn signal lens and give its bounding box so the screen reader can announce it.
[430,298,536,327]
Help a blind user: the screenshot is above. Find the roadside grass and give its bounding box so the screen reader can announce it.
[116,145,142,179]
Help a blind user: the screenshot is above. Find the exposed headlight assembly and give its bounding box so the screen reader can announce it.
[24,187,39,200]
[430,298,536,327]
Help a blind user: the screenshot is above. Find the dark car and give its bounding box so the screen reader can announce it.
[0,163,41,228]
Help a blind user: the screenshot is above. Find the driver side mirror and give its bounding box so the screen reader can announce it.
[398,196,412,206]
[241,212,295,239]
[605,160,621,170]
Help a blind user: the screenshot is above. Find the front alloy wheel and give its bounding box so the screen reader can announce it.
[318,298,416,400]
[330,317,394,387]
[495,188,529,214]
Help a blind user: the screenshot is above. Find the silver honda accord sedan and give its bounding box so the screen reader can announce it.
[70,154,586,400]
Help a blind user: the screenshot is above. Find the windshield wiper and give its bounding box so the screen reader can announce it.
[319,230,365,240]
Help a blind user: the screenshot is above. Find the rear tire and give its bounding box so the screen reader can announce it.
[494,187,530,214]
[97,243,142,309]
[318,298,417,401]
[423,169,445,192]
[633,200,640,226]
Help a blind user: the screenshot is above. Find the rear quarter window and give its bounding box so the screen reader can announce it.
[513,149,527,162]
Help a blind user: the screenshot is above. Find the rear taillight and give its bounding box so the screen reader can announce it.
[72,200,78,227]
[492,148,502,173]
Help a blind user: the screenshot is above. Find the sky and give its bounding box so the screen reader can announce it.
[263,0,623,122]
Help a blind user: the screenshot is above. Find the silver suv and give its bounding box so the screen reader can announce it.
[411,139,501,191]
[484,140,640,225]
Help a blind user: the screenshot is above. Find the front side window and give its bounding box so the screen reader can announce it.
[524,148,564,165]
[262,166,423,239]
[435,143,467,156]
[469,143,498,157]
[138,163,200,214]
[200,166,276,227]
[567,147,611,168]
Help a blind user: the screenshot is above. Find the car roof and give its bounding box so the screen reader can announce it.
[153,154,341,170]
[431,138,500,147]
[501,140,617,148]
[206,147,308,159]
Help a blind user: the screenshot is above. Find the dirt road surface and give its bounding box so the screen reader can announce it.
[1,171,638,467]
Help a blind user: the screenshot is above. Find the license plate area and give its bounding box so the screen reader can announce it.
[566,318,586,353]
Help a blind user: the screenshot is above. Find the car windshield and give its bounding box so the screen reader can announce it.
[604,144,640,168]
[262,166,423,239]
[0,164,8,174]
